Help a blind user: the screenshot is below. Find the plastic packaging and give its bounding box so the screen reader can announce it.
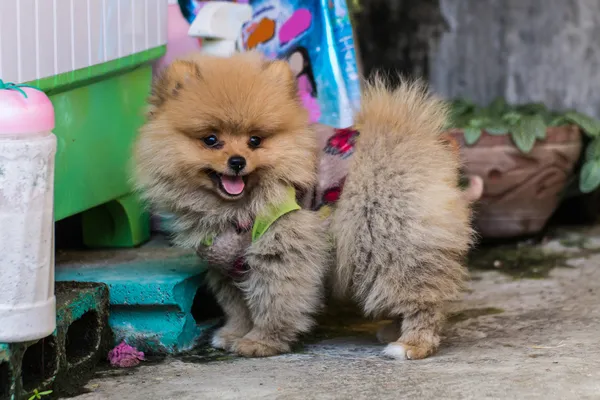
[239,0,361,128]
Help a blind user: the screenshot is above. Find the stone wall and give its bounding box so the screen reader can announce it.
[430,0,600,117]
[354,0,600,117]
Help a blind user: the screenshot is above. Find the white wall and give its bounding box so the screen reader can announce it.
[0,0,168,83]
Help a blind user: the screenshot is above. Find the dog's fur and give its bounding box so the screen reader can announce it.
[331,80,473,359]
[133,51,472,359]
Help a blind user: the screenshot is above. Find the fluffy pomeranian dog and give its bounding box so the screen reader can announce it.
[133,51,473,360]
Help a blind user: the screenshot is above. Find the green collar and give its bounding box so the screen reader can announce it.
[252,186,300,242]
[201,187,300,246]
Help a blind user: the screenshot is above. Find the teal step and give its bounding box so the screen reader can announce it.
[56,246,216,355]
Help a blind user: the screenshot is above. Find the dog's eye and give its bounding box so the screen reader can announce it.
[203,135,219,147]
[248,136,262,149]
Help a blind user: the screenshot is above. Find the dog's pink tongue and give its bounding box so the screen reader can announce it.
[221,175,245,195]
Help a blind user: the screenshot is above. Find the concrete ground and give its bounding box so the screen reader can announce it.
[71,227,600,400]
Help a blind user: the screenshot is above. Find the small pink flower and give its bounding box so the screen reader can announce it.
[108,342,145,368]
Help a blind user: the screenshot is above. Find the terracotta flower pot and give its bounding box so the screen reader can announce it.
[448,126,582,238]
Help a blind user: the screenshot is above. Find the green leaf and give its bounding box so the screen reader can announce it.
[517,103,547,115]
[484,124,510,135]
[565,111,600,137]
[585,137,600,161]
[488,97,507,117]
[511,118,538,153]
[447,100,476,128]
[449,99,475,114]
[502,111,522,125]
[469,118,486,129]
[549,115,570,127]
[464,127,482,146]
[579,160,600,193]
[448,99,475,120]
[27,389,53,400]
[525,114,548,139]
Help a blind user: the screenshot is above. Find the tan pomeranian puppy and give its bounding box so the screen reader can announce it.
[133,51,473,360]
[134,52,329,357]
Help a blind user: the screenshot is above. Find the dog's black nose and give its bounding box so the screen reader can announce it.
[228,156,246,173]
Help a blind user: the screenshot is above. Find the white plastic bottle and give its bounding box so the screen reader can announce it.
[187,1,252,57]
[0,82,57,342]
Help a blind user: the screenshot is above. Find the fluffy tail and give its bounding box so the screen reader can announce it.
[331,78,473,316]
[354,78,449,141]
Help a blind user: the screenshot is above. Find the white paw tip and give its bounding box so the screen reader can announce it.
[382,343,408,360]
[211,334,226,349]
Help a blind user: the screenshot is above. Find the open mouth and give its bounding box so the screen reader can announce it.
[208,170,248,198]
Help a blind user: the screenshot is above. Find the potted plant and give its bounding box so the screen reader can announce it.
[445,98,600,238]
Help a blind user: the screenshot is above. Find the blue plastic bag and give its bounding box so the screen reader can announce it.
[240,0,360,128]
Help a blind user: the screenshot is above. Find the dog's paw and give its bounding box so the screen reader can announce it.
[232,337,289,358]
[210,333,228,350]
[211,328,244,351]
[382,343,408,360]
[382,342,434,360]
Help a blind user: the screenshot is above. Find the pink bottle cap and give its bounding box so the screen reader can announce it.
[0,82,55,135]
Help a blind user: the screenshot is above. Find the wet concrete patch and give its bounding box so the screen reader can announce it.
[469,244,569,279]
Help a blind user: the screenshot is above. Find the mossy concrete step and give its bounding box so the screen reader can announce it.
[0,282,111,400]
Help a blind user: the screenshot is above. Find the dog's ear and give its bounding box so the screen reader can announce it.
[262,59,297,97]
[147,60,202,117]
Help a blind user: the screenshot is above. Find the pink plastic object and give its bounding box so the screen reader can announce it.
[108,342,145,368]
[0,87,55,134]
[279,9,312,45]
